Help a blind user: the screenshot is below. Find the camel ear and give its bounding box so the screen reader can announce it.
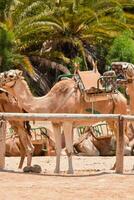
[4,72,8,78]
[19,71,23,76]
[129,64,134,74]
[16,70,23,77]
[0,72,4,83]
[126,64,134,78]
[93,60,98,72]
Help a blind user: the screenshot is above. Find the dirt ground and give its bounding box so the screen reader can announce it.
[0,156,134,200]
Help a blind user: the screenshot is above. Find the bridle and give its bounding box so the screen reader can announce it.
[2,78,18,89]
[10,80,17,88]
[122,64,134,83]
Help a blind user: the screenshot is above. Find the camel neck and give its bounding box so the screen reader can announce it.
[127,83,134,114]
[8,78,36,112]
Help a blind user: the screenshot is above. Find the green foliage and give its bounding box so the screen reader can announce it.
[11,0,129,67]
[1,0,134,74]
[71,56,86,71]
[0,24,35,73]
[107,31,134,64]
[0,25,15,71]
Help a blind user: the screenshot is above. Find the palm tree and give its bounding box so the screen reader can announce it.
[1,0,134,74]
[119,0,134,34]
[10,0,131,73]
[0,0,35,73]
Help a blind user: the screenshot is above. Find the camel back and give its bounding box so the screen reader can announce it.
[75,70,117,102]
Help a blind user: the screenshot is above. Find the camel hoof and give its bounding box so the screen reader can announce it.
[67,170,74,174]
[23,165,42,173]
[111,166,116,170]
[31,165,42,173]
[54,169,60,174]
[23,166,33,173]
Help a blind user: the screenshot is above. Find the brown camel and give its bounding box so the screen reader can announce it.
[0,88,34,168]
[119,62,134,114]
[6,128,56,157]
[112,62,134,153]
[111,62,134,113]
[0,69,127,173]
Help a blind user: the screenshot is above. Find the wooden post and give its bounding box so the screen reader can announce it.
[116,116,124,174]
[0,118,6,169]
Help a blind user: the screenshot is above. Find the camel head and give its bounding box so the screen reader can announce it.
[0,69,23,88]
[112,62,134,81]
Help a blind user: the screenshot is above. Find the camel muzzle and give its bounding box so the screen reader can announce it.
[111,62,134,81]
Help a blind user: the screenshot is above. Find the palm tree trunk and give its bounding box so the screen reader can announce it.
[30,56,71,74]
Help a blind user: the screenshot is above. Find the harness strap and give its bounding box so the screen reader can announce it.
[10,80,17,88]
[1,103,5,112]
[91,101,94,114]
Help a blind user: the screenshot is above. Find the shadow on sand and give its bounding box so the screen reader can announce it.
[0,168,134,177]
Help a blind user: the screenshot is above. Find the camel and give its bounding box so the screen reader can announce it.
[0,68,127,174]
[117,62,134,114]
[0,88,34,168]
[112,62,134,153]
[111,61,134,114]
[5,129,56,157]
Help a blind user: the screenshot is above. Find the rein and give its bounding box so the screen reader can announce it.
[127,79,134,84]
[10,80,17,88]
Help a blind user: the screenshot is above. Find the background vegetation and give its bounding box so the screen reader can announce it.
[0,0,134,95]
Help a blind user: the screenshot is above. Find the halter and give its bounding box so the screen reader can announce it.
[10,80,17,88]
[2,77,18,89]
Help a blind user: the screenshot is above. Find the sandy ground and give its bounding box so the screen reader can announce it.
[0,156,134,200]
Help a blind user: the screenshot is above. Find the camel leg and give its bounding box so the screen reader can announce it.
[19,129,34,167]
[19,156,25,169]
[63,122,74,174]
[26,134,34,166]
[18,135,34,168]
[15,136,26,168]
[11,124,34,168]
[19,143,33,168]
[18,147,25,169]
[52,123,61,173]
[111,162,116,170]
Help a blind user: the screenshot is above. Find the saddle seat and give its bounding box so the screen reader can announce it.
[75,70,116,102]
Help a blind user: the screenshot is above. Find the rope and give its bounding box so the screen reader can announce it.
[91,101,94,114]
[0,116,6,128]
[110,94,116,114]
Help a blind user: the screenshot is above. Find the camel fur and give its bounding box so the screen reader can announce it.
[0,89,34,168]
[0,68,128,173]
[113,62,134,153]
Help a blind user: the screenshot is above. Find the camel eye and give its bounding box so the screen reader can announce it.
[9,74,14,78]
